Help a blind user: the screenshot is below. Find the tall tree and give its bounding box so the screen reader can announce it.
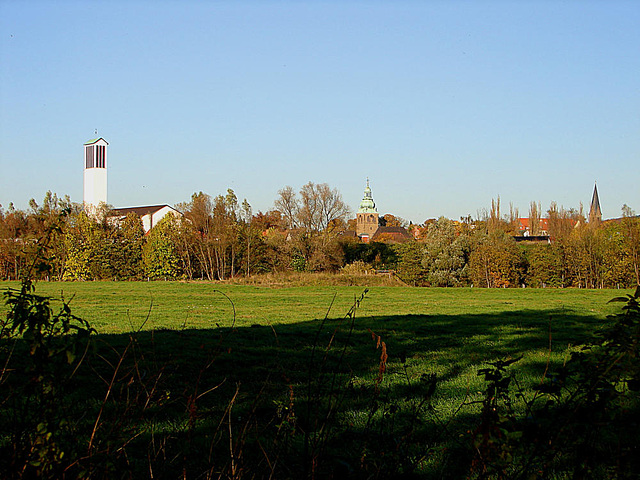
[468,231,525,288]
[172,216,197,280]
[274,186,299,230]
[180,192,217,280]
[547,202,584,241]
[528,201,542,235]
[621,205,640,286]
[142,217,180,280]
[522,244,564,287]
[241,199,253,276]
[380,214,409,228]
[598,221,636,288]
[0,204,29,280]
[112,213,145,279]
[210,192,238,280]
[507,202,520,234]
[393,242,426,286]
[316,183,350,232]
[565,224,606,289]
[297,182,322,232]
[482,196,515,234]
[63,212,101,280]
[421,217,467,286]
[487,196,502,234]
[21,192,76,280]
[277,182,350,233]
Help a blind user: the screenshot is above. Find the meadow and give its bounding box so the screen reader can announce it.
[1,280,635,478]
[0,280,622,333]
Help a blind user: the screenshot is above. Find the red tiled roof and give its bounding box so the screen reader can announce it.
[518,218,549,231]
[371,226,413,243]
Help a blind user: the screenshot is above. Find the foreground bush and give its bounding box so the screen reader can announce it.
[472,286,640,478]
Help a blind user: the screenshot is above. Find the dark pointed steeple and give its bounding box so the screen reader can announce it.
[589,183,602,224]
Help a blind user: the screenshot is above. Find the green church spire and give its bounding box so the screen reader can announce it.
[358,178,377,214]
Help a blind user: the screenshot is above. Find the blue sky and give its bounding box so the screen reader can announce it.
[1,0,638,223]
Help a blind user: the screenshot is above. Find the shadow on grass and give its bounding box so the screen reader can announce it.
[0,304,618,479]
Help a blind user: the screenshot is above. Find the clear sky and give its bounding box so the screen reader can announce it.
[1,0,638,223]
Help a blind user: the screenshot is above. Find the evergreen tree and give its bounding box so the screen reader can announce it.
[393,242,426,286]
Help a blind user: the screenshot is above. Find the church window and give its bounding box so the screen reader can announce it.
[85,146,94,168]
[96,145,105,168]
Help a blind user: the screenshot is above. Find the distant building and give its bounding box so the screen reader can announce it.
[353,180,412,244]
[109,204,181,233]
[82,137,180,231]
[517,217,549,236]
[513,235,551,245]
[356,179,379,242]
[589,183,602,224]
[83,138,108,212]
[371,226,413,244]
[514,184,602,242]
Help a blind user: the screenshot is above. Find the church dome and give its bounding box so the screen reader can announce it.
[357,179,378,214]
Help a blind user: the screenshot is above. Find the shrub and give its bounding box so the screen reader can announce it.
[340,260,373,275]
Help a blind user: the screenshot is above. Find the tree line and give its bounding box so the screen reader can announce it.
[1,188,638,288]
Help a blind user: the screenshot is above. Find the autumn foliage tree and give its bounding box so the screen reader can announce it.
[468,231,525,288]
[271,182,350,272]
[421,217,468,286]
[621,205,640,285]
[0,204,30,279]
[142,216,180,279]
[1,187,638,287]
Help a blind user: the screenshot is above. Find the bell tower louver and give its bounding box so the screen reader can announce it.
[83,137,108,211]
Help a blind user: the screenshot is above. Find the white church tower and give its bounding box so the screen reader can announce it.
[83,137,108,211]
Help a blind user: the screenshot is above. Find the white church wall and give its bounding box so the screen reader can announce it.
[150,206,180,231]
[83,167,107,208]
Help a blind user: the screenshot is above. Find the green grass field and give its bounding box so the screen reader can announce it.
[0,280,623,333]
[1,280,634,478]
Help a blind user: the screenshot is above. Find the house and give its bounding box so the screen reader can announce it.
[517,217,549,236]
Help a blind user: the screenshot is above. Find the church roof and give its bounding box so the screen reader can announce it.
[109,204,181,217]
[84,138,109,145]
[589,183,602,222]
[590,184,601,212]
[518,218,549,231]
[357,179,378,214]
[371,226,413,243]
